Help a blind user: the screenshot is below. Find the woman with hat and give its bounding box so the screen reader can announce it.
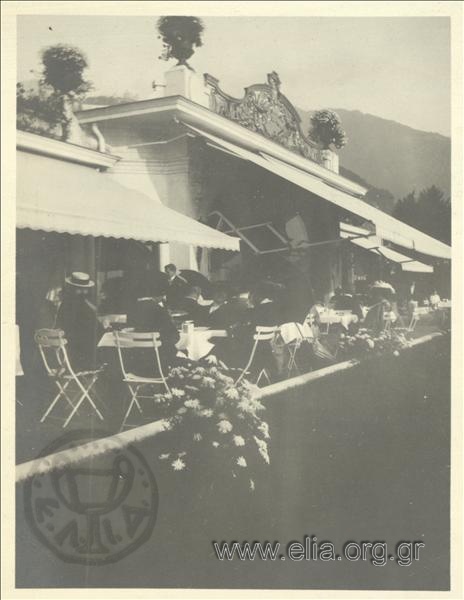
[56,272,103,371]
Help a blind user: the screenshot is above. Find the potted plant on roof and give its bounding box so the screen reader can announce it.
[157,16,204,70]
[40,44,92,142]
[309,109,347,172]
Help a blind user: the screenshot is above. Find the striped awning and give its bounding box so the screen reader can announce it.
[16,150,240,251]
[340,223,434,273]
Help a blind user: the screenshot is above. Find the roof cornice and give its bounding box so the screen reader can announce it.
[16,130,121,169]
[76,96,366,196]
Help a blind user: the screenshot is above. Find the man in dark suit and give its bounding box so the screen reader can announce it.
[56,272,103,371]
[203,286,239,329]
[177,286,205,323]
[127,282,180,373]
[164,263,188,309]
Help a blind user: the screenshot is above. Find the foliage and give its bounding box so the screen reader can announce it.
[393,186,451,245]
[309,109,347,150]
[17,45,92,141]
[337,328,411,360]
[153,358,270,491]
[16,83,62,139]
[157,16,204,68]
[41,45,92,97]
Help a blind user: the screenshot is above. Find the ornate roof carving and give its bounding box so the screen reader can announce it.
[204,72,322,164]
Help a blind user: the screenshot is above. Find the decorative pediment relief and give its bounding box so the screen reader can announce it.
[204,72,322,164]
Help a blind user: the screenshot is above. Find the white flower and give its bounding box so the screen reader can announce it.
[159,453,170,460]
[201,376,216,388]
[212,441,220,448]
[171,387,185,397]
[204,354,218,365]
[171,458,186,471]
[249,479,255,492]
[193,433,202,442]
[254,436,270,464]
[177,407,187,415]
[257,422,270,439]
[199,408,213,418]
[225,387,240,400]
[217,420,233,434]
[233,435,245,446]
[184,399,200,409]
[367,339,375,349]
[236,456,247,468]
[393,350,400,357]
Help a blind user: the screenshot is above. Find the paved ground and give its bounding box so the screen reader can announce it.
[15,333,450,590]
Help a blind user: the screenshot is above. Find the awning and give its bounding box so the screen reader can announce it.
[340,223,434,273]
[184,124,451,260]
[16,150,240,251]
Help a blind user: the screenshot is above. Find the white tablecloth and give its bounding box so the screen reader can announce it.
[279,322,314,344]
[437,301,451,309]
[318,310,358,329]
[97,328,227,362]
[177,329,227,361]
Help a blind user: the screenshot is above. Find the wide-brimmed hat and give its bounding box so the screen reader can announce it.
[65,272,95,288]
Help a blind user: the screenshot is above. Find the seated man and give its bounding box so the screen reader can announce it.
[56,272,103,371]
[164,263,188,309]
[127,282,180,373]
[329,287,355,311]
[177,286,205,324]
[203,285,238,329]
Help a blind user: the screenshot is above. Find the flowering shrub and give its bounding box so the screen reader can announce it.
[153,358,270,491]
[337,328,411,359]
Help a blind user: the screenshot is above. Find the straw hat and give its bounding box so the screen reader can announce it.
[65,272,95,288]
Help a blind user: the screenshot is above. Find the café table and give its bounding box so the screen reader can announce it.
[97,327,228,362]
[437,300,451,309]
[279,322,314,344]
[318,309,359,331]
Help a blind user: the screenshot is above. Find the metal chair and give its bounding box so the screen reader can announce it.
[234,326,280,387]
[34,328,104,428]
[285,315,316,376]
[113,331,171,431]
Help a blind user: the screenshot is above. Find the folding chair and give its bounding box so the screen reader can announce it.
[285,315,316,376]
[35,328,105,428]
[113,331,171,431]
[234,326,279,387]
[382,311,396,333]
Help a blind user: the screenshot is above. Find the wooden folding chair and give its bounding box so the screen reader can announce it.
[234,326,279,387]
[113,331,171,431]
[35,328,105,428]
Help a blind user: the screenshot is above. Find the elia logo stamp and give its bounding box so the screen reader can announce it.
[23,430,158,565]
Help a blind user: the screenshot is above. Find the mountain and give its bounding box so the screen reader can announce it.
[297,108,451,201]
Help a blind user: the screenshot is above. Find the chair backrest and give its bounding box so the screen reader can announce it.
[113,331,164,381]
[34,328,68,376]
[253,325,279,341]
[235,326,279,386]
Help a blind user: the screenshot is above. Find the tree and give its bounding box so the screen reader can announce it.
[157,16,204,69]
[41,45,91,96]
[17,82,63,139]
[393,186,451,245]
[22,44,92,141]
[309,109,347,150]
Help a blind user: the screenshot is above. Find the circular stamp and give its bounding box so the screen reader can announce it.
[23,429,158,565]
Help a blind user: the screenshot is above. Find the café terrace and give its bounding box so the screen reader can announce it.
[15,63,452,433]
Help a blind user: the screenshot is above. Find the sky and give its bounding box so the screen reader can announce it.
[17,16,451,136]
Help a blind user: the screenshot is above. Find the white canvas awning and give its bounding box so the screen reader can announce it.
[340,223,434,273]
[16,150,240,251]
[184,124,451,260]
